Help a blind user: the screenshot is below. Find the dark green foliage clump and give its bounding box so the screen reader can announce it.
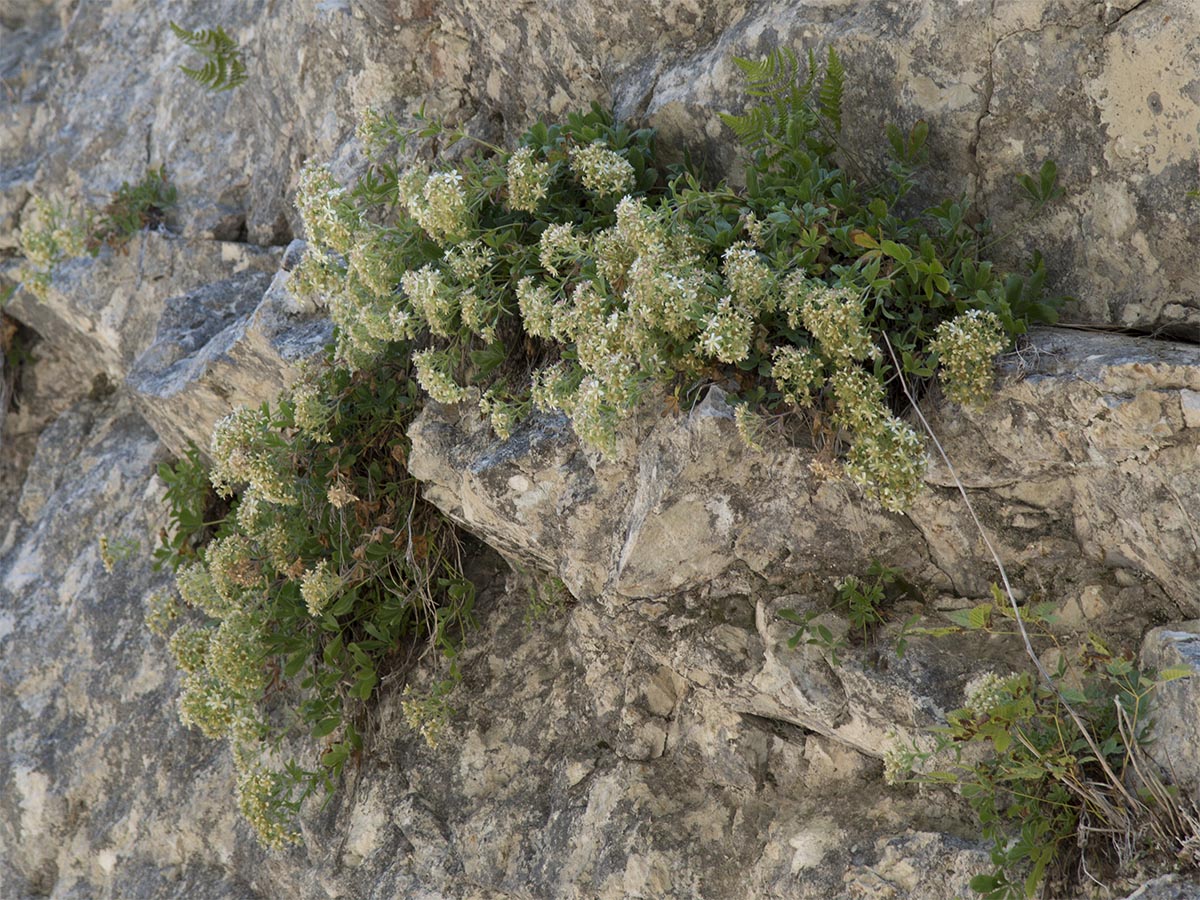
[92,165,177,249]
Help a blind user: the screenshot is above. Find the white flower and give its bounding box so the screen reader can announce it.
[571,142,635,197]
[300,560,342,618]
[698,296,753,364]
[506,146,550,212]
[930,310,1007,407]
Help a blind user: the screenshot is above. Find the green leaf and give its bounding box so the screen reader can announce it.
[311,716,342,739]
[1157,665,1195,683]
[880,240,912,264]
[946,604,993,630]
[969,873,1000,893]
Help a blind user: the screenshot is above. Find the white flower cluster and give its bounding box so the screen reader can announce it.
[517,276,556,338]
[413,348,469,404]
[144,590,181,638]
[296,163,358,255]
[626,257,702,341]
[570,142,635,197]
[178,671,242,739]
[399,169,469,245]
[722,242,775,314]
[347,228,401,297]
[290,383,332,443]
[445,239,494,284]
[506,146,551,212]
[18,197,88,300]
[478,387,524,440]
[402,265,456,337]
[208,612,267,696]
[829,367,887,434]
[539,222,584,277]
[929,309,1006,407]
[176,561,228,618]
[795,280,874,363]
[530,362,579,413]
[259,523,293,574]
[355,107,393,159]
[734,405,765,451]
[964,671,1021,717]
[842,416,926,513]
[235,488,271,536]
[210,406,296,506]
[401,686,450,749]
[771,345,825,407]
[742,211,767,248]
[829,368,926,511]
[288,251,341,304]
[235,766,294,850]
[168,624,212,674]
[698,296,753,364]
[300,559,342,618]
[206,534,262,604]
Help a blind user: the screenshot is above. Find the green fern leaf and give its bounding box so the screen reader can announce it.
[722,46,844,156]
[170,21,247,92]
[818,47,844,134]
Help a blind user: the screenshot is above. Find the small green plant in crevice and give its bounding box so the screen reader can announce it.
[98,534,140,573]
[153,441,231,572]
[883,605,1198,899]
[169,22,248,92]
[15,167,177,301]
[523,572,573,626]
[294,46,1064,516]
[779,561,918,665]
[90,166,177,248]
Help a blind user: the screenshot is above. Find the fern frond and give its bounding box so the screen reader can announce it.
[818,47,844,134]
[733,47,800,100]
[170,21,248,92]
[723,46,844,155]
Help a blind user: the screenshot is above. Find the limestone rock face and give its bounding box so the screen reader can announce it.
[3,0,1200,898]
[3,235,278,389]
[409,388,935,603]
[4,1,1199,330]
[127,248,332,459]
[916,327,1200,612]
[0,395,255,898]
[1141,623,1200,803]
[410,327,1200,623]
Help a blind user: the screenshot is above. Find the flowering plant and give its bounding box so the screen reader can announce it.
[294,50,1062,511]
[152,47,1066,847]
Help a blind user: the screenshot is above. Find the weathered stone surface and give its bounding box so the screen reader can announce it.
[127,258,331,459]
[253,578,991,900]
[4,0,1200,897]
[1141,622,1200,802]
[1123,875,1200,900]
[409,387,939,603]
[3,234,279,388]
[0,403,1001,899]
[410,328,1200,626]
[646,0,1200,333]
[4,1,1200,331]
[917,327,1200,612]
[0,395,255,898]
